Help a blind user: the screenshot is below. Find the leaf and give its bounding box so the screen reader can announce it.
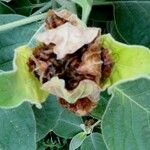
[0,45,48,108]
[9,0,32,15]
[69,132,86,150]
[112,1,150,48]
[0,14,40,71]
[0,1,14,14]
[53,109,83,139]
[9,0,48,16]
[0,102,36,150]
[56,0,77,14]
[0,0,11,2]
[91,91,110,119]
[101,34,150,88]
[34,94,83,140]
[102,77,150,150]
[72,0,93,23]
[33,95,64,141]
[81,133,107,150]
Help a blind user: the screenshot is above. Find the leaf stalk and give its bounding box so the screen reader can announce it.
[0,13,47,32]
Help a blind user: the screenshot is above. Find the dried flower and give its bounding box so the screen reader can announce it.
[27,10,112,115]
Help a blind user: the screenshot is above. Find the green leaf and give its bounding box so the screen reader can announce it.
[69,132,86,150]
[91,91,110,119]
[34,94,83,140]
[53,109,83,139]
[102,77,150,150]
[0,14,40,71]
[112,2,150,48]
[0,102,36,150]
[72,0,93,23]
[0,45,48,108]
[0,0,11,2]
[0,1,14,14]
[101,34,150,88]
[9,0,47,16]
[81,133,107,150]
[33,95,64,141]
[56,0,77,14]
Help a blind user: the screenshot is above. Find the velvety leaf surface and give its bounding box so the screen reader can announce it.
[102,77,150,150]
[53,109,83,139]
[34,94,83,140]
[33,95,64,141]
[81,133,107,150]
[101,34,150,88]
[69,132,86,150]
[0,14,40,71]
[91,91,110,119]
[113,2,150,47]
[0,102,36,150]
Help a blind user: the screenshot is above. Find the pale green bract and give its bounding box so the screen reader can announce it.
[0,46,48,108]
[0,34,150,108]
[101,34,150,89]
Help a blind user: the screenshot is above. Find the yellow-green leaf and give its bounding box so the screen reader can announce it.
[0,45,48,108]
[101,34,150,89]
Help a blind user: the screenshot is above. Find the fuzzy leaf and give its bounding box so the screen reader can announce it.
[101,34,150,88]
[113,2,150,48]
[0,14,40,71]
[53,109,83,138]
[0,102,36,150]
[34,83,83,141]
[69,132,86,150]
[102,77,150,150]
[0,45,48,108]
[91,91,110,119]
[33,95,64,141]
[81,133,107,150]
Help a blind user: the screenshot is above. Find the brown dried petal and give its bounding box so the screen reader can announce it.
[59,97,97,116]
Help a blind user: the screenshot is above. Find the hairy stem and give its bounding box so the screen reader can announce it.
[0,13,47,32]
[32,1,52,15]
[91,120,101,129]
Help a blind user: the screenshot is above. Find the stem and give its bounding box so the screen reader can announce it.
[32,3,47,9]
[91,120,101,129]
[32,1,52,15]
[93,1,113,5]
[0,13,47,32]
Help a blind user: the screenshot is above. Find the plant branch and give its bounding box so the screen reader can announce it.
[91,120,101,129]
[0,13,47,32]
[32,1,52,15]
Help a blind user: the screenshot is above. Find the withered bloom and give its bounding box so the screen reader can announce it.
[27,10,113,116]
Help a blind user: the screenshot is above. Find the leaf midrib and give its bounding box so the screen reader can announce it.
[115,87,150,113]
[90,134,96,150]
